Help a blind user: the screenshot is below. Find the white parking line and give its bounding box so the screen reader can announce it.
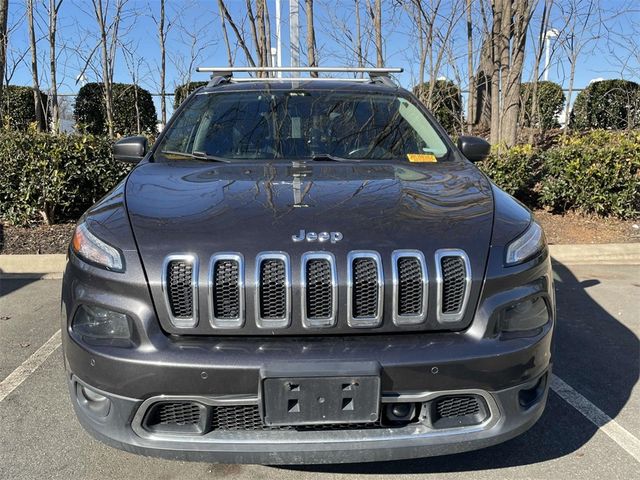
[551,374,640,462]
[0,330,61,403]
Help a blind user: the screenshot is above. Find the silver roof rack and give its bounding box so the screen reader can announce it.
[196,66,403,88]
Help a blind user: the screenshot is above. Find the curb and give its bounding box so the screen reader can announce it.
[1,244,639,279]
[549,243,640,265]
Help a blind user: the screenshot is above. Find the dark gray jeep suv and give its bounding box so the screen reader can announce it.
[62,67,554,464]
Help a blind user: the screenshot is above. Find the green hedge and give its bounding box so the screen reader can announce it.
[174,81,207,109]
[2,85,49,131]
[0,130,130,226]
[413,80,462,135]
[520,81,565,129]
[479,130,639,218]
[74,82,157,136]
[477,144,540,204]
[570,79,640,130]
[539,130,639,218]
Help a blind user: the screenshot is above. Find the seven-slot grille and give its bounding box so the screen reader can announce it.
[162,250,470,329]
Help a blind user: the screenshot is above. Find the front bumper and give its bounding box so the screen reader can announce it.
[64,318,552,464]
[68,369,549,464]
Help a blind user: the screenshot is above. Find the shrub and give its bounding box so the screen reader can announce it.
[413,80,462,135]
[2,85,49,131]
[74,82,157,136]
[0,130,130,226]
[477,144,540,205]
[520,81,565,129]
[539,130,640,218]
[174,81,207,109]
[570,79,640,130]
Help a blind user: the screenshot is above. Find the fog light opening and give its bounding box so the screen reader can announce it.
[76,382,111,418]
[519,373,548,409]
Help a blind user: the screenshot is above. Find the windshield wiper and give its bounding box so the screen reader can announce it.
[308,153,364,163]
[160,150,231,163]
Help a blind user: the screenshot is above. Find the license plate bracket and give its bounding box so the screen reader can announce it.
[262,375,380,426]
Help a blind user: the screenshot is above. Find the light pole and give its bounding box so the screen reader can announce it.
[544,28,559,81]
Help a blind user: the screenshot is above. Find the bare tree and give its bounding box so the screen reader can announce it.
[27,0,46,131]
[87,0,128,138]
[465,0,475,133]
[45,0,63,133]
[306,0,318,76]
[217,0,233,66]
[372,0,383,66]
[0,0,9,121]
[218,0,256,67]
[151,0,172,127]
[557,0,598,133]
[354,0,363,67]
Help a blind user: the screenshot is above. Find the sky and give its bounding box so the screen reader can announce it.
[5,0,640,118]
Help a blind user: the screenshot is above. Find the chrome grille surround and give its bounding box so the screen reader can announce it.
[162,254,199,328]
[255,252,292,329]
[435,249,471,324]
[300,252,338,328]
[208,253,245,329]
[391,250,428,326]
[347,251,384,328]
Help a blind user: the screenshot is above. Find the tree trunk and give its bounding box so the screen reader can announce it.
[217,0,233,67]
[49,0,62,134]
[354,0,363,68]
[264,0,272,68]
[0,0,8,123]
[465,0,475,134]
[28,0,46,131]
[501,0,531,147]
[374,0,383,67]
[158,0,166,126]
[305,0,317,77]
[489,0,503,145]
[92,0,115,138]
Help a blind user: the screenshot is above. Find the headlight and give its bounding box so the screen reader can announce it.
[72,305,132,346]
[500,296,549,332]
[71,222,124,272]
[505,221,545,265]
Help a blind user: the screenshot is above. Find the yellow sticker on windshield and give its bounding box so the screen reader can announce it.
[407,153,437,163]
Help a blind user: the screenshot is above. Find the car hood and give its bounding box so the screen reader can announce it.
[125,159,494,334]
[126,160,493,252]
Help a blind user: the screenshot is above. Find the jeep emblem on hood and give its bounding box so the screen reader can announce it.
[292,229,343,244]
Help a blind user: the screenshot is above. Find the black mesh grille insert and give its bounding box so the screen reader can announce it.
[210,405,384,431]
[259,259,287,319]
[167,261,193,318]
[441,256,466,314]
[397,257,423,316]
[352,258,379,318]
[212,259,240,319]
[435,396,480,418]
[154,402,201,425]
[306,259,333,319]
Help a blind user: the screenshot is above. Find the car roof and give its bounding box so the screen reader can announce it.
[198,79,406,95]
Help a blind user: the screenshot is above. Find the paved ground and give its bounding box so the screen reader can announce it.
[0,263,638,479]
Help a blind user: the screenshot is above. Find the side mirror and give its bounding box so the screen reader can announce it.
[113,136,147,163]
[457,136,491,162]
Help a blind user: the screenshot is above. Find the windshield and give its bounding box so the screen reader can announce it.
[156,89,449,161]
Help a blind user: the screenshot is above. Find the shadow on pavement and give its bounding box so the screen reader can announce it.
[282,260,639,474]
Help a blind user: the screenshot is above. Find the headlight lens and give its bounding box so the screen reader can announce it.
[72,305,132,345]
[505,221,545,265]
[72,222,124,272]
[500,296,549,332]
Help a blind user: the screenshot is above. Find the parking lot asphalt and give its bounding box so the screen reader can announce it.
[0,262,638,479]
